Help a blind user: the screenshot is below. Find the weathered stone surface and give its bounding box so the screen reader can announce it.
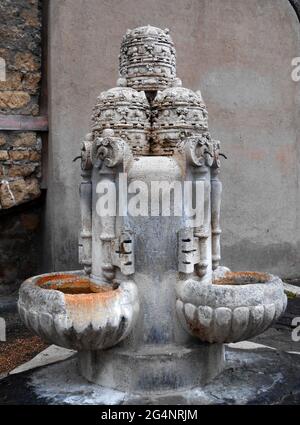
[12,132,37,147]
[176,272,287,343]
[14,52,40,72]
[119,26,176,91]
[18,272,140,351]
[152,86,208,155]
[22,72,41,93]
[9,150,41,161]
[92,87,151,155]
[0,91,31,109]
[0,177,40,209]
[21,8,41,29]
[0,131,42,209]
[0,72,22,90]
[10,345,75,375]
[1,163,39,178]
[0,0,42,117]
[0,150,9,160]
[283,281,300,297]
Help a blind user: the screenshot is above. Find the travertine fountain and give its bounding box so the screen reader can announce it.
[18,26,287,396]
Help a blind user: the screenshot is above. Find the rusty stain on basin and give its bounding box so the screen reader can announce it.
[36,273,121,324]
[18,272,139,352]
[36,273,119,296]
[37,274,92,294]
[187,318,211,342]
[214,271,270,285]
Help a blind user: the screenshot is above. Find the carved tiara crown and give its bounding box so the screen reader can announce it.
[119,25,176,92]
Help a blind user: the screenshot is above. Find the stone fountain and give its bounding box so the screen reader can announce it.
[18,26,287,398]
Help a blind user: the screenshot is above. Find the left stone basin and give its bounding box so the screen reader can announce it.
[18,271,139,351]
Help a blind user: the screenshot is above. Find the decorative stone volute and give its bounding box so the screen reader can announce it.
[119,25,176,91]
[80,133,93,171]
[92,129,132,170]
[184,133,214,168]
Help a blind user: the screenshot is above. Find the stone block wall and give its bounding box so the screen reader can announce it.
[0,131,41,209]
[0,0,41,116]
[0,0,43,294]
[0,0,42,210]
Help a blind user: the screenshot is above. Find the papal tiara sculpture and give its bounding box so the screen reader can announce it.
[18,26,287,395]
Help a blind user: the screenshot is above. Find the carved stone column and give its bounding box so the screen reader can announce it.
[211,141,222,271]
[79,133,93,275]
[91,129,133,290]
[179,135,214,282]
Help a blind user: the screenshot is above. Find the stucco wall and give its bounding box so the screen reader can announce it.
[46,0,300,278]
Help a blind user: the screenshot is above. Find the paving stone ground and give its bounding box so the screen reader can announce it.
[0,295,48,378]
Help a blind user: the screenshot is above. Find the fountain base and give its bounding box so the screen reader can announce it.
[1,343,300,405]
[78,343,224,393]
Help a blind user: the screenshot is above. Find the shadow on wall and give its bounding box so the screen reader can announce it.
[290,0,300,22]
[0,195,45,295]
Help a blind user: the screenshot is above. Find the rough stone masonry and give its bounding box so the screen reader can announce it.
[0,0,43,294]
[0,0,42,209]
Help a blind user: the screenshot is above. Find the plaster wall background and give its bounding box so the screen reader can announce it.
[46,0,300,278]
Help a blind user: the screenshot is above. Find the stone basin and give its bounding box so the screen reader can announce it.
[176,271,287,344]
[18,271,140,351]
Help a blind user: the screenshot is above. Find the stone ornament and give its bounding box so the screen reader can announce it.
[178,228,201,274]
[92,133,130,169]
[151,87,209,155]
[111,229,135,276]
[92,87,151,155]
[18,272,140,351]
[211,139,222,169]
[80,133,93,171]
[185,134,214,167]
[119,25,176,91]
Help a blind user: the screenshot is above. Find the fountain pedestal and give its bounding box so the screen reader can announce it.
[79,344,224,393]
[78,154,224,391]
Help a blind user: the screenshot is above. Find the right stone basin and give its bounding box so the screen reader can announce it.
[176,271,287,343]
